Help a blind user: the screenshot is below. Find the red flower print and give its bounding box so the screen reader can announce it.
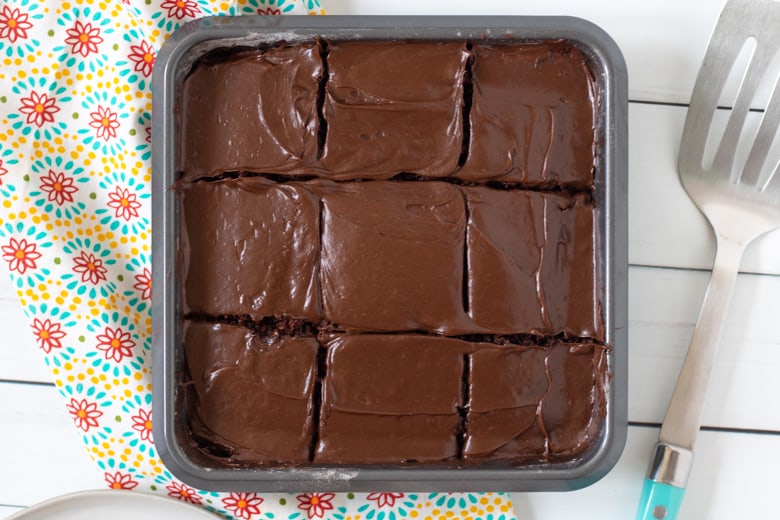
[88,105,120,141]
[258,8,282,15]
[107,186,142,221]
[144,126,152,143]
[0,159,7,185]
[222,492,264,520]
[96,326,135,363]
[104,471,138,490]
[0,6,33,43]
[64,20,103,57]
[367,493,405,508]
[297,493,335,519]
[72,250,108,285]
[19,91,60,128]
[39,169,78,205]
[160,0,201,20]
[31,318,66,354]
[130,408,153,442]
[128,40,156,78]
[166,481,202,505]
[2,237,42,274]
[133,267,152,300]
[66,397,103,431]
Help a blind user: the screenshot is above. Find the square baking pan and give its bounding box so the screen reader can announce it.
[152,15,628,492]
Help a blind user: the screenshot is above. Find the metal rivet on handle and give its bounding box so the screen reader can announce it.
[653,505,668,519]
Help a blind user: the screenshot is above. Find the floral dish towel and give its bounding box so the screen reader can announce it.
[0,0,517,518]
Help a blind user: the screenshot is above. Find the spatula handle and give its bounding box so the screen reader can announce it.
[637,440,694,519]
[636,478,685,520]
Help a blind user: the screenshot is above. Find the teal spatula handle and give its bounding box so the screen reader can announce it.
[636,478,685,520]
[637,443,693,520]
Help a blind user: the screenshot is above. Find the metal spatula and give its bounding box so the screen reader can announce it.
[636,0,780,519]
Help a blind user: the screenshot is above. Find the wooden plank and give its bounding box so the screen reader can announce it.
[0,382,105,508]
[0,293,51,384]
[517,426,780,519]
[0,273,16,299]
[628,103,780,274]
[0,265,51,383]
[629,266,780,430]
[326,0,724,104]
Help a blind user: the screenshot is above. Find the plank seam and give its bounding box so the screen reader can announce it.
[628,262,780,278]
[629,420,780,436]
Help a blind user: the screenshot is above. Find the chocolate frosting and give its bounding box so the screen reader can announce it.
[174,39,609,469]
[464,187,603,339]
[182,321,318,463]
[178,42,322,181]
[309,41,470,178]
[181,178,601,338]
[315,334,472,464]
[457,42,597,187]
[180,177,321,321]
[319,181,475,334]
[464,343,606,461]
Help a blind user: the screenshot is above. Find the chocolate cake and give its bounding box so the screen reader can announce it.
[182,320,319,463]
[315,334,473,464]
[180,178,321,321]
[178,42,322,181]
[312,41,470,178]
[464,343,606,460]
[463,188,601,338]
[176,39,608,468]
[319,181,473,334]
[456,42,597,187]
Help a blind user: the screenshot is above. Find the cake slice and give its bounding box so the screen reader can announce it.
[313,41,470,178]
[464,343,606,461]
[179,42,323,181]
[464,187,603,339]
[318,181,474,333]
[180,177,321,321]
[457,42,597,188]
[315,334,472,464]
[182,321,319,463]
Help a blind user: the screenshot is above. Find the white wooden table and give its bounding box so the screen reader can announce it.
[2,1,779,518]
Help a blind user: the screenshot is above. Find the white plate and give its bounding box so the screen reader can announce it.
[6,490,217,519]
